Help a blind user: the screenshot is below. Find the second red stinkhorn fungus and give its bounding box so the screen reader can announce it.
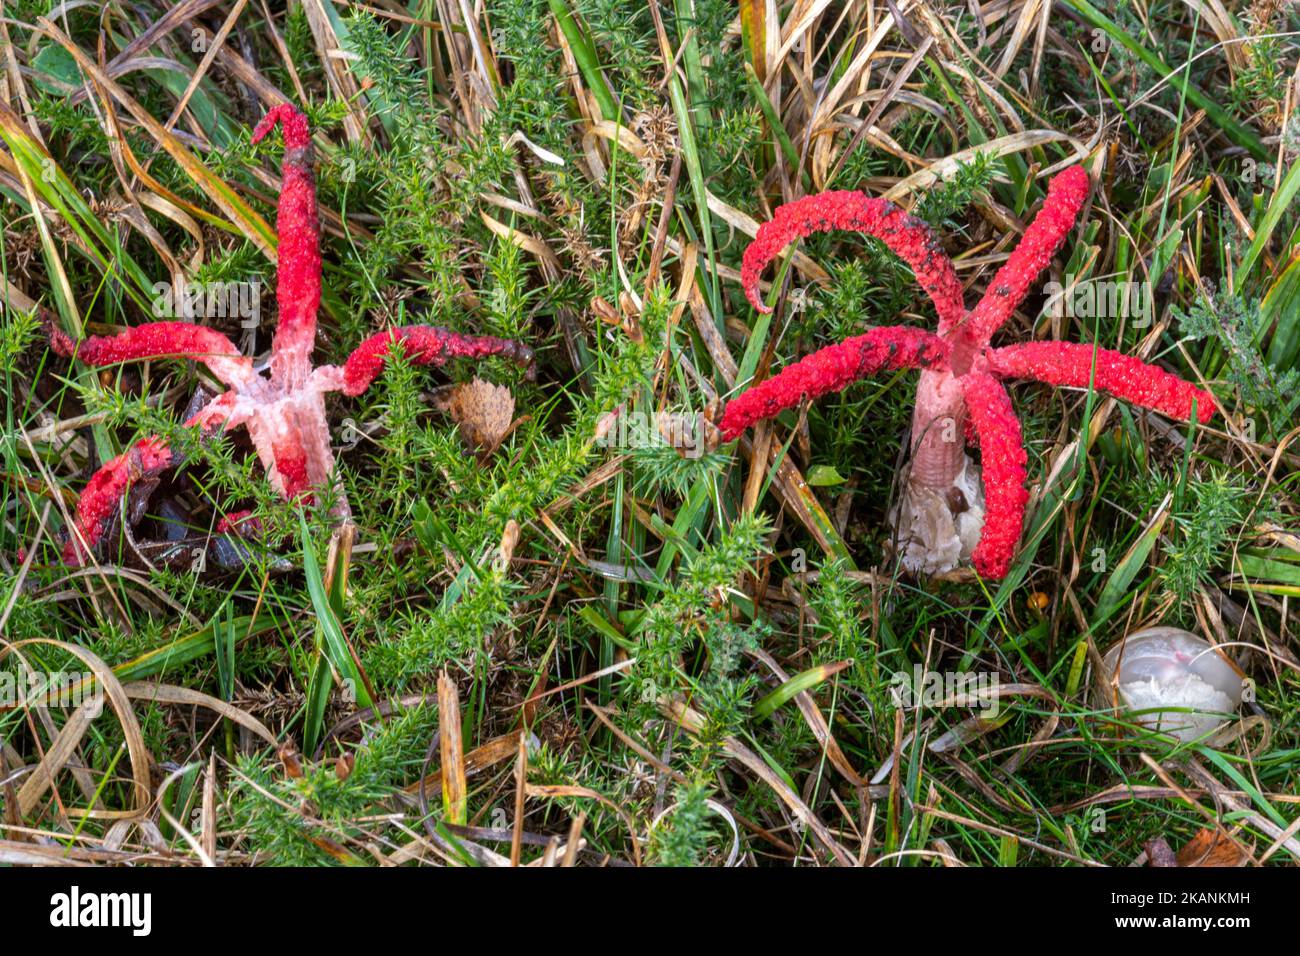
[50,104,533,564]
[721,165,1215,579]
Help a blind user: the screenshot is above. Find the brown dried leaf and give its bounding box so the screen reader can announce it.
[1176,828,1250,867]
[434,377,515,456]
[331,754,353,782]
[278,743,303,779]
[438,671,467,826]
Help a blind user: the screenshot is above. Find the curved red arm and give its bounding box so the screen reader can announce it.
[961,372,1029,579]
[988,341,1216,423]
[253,104,321,390]
[61,438,175,564]
[341,326,535,396]
[47,320,254,389]
[740,191,966,330]
[961,166,1090,346]
[717,327,950,442]
[60,393,240,564]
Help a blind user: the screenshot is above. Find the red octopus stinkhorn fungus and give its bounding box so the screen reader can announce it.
[49,104,533,565]
[720,165,1215,579]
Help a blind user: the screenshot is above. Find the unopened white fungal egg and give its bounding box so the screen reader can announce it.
[1098,628,1244,742]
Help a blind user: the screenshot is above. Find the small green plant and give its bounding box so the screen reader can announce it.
[1176,284,1300,443]
[1160,469,1250,608]
[651,779,719,866]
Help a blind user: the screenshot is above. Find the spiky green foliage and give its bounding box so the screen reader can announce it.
[4,0,1299,870]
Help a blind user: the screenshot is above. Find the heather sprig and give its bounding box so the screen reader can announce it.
[1176,284,1300,442]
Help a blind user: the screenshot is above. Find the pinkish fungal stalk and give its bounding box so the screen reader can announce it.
[907,368,967,490]
[51,105,533,565]
[722,165,1216,579]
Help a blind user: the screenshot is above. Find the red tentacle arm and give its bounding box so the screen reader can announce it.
[61,437,176,564]
[253,104,320,391]
[988,341,1216,423]
[341,326,536,396]
[962,166,1091,345]
[717,327,950,442]
[740,191,966,330]
[47,320,255,389]
[60,393,239,565]
[216,509,262,536]
[961,373,1029,579]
